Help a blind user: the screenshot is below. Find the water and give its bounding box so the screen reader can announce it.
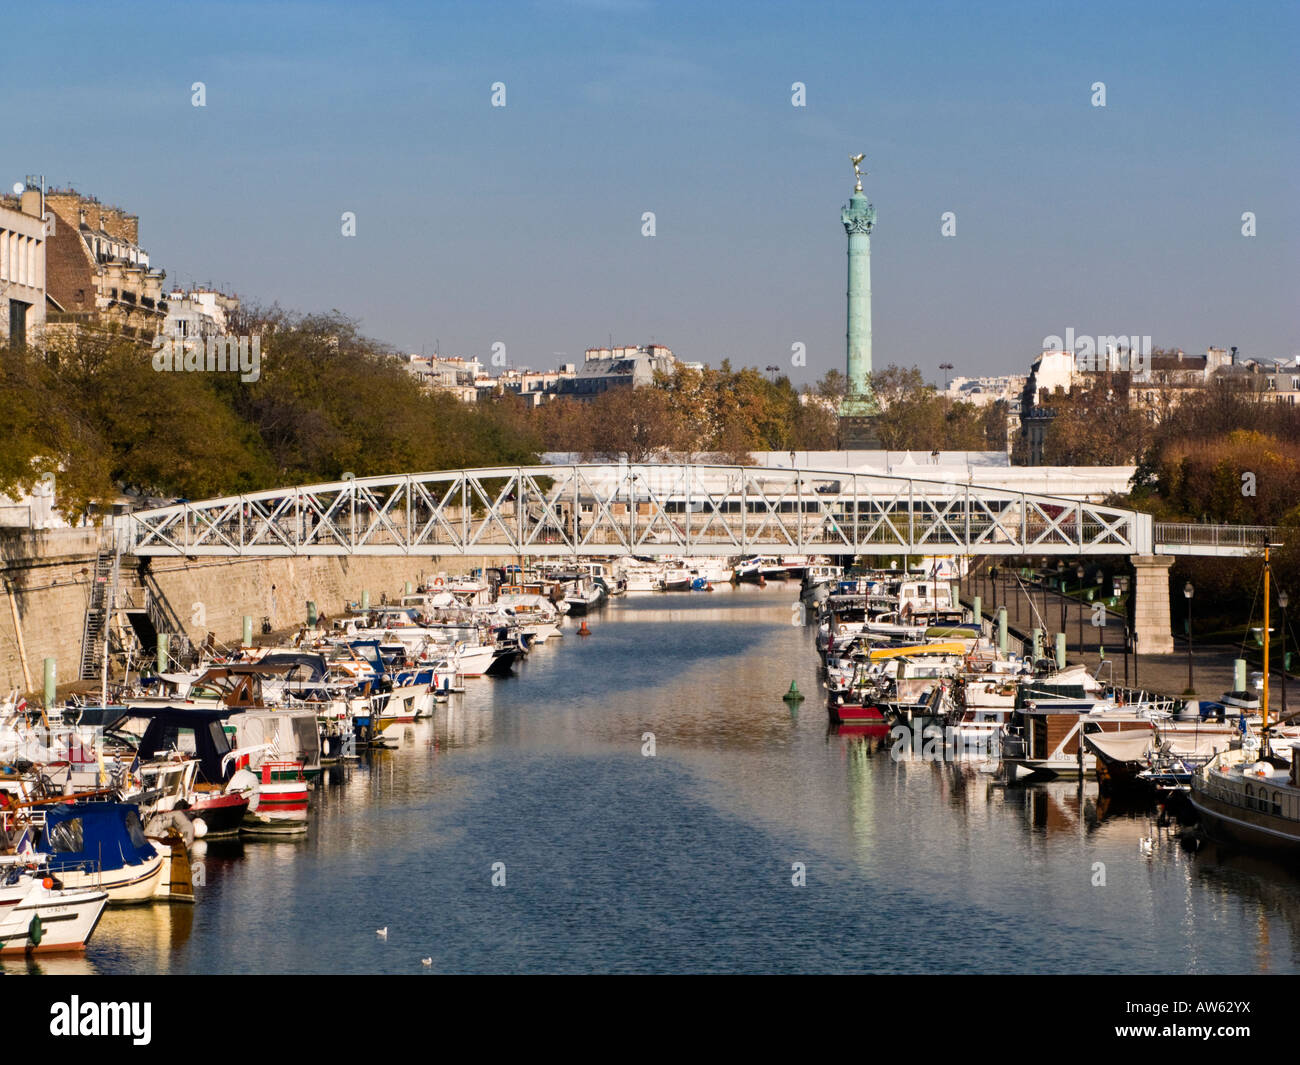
[25,585,1300,974]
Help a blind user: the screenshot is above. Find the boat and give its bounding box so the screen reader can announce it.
[34,801,167,904]
[0,858,108,955]
[1189,743,1300,851]
[1082,729,1157,791]
[131,706,304,837]
[1188,543,1298,850]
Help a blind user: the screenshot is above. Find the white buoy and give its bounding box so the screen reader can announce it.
[421,957,432,967]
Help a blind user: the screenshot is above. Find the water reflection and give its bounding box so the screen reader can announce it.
[55,583,1300,973]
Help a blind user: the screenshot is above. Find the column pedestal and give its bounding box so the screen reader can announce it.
[1131,555,1174,656]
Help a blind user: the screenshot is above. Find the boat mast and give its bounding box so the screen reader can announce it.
[1263,544,1271,756]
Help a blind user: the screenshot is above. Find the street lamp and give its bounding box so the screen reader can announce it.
[1184,581,1195,695]
[1057,561,1067,636]
[1115,576,1131,686]
[940,362,954,390]
[1096,572,1105,657]
[991,564,999,609]
[1280,588,1289,719]
[1076,564,1085,651]
[1041,557,1051,640]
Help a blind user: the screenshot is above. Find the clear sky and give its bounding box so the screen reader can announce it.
[7,0,1297,383]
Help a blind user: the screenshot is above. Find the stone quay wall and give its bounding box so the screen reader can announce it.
[0,528,499,695]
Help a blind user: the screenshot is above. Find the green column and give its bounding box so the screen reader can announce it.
[1032,628,1043,661]
[997,607,1008,654]
[43,658,55,710]
[839,181,879,415]
[157,633,169,674]
[1055,633,1067,670]
[361,590,370,610]
[307,601,317,626]
[972,595,981,634]
[1234,659,1247,691]
[243,615,253,645]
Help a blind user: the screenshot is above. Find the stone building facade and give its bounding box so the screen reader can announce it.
[41,189,167,340]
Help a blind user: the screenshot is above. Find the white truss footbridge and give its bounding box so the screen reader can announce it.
[124,464,1274,559]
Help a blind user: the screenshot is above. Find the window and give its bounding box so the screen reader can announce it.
[124,809,148,848]
[47,817,84,853]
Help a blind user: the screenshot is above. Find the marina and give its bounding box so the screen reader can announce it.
[2,566,1297,974]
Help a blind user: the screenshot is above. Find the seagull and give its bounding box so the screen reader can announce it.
[1139,837,1153,853]
[421,957,432,967]
[376,927,388,938]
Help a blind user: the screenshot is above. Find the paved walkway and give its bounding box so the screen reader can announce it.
[961,573,1295,716]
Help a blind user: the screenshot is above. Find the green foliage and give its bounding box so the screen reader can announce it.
[0,313,542,521]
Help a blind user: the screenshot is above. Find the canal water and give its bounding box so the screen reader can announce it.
[33,585,1300,973]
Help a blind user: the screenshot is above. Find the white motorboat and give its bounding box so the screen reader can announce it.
[0,858,108,955]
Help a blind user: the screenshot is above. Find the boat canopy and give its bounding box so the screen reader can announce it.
[39,802,156,873]
[133,706,238,785]
[869,642,967,660]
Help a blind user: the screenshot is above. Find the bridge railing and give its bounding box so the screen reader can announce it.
[1153,523,1281,550]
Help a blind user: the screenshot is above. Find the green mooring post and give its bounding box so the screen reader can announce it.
[361,590,370,610]
[405,581,413,597]
[997,607,1008,654]
[972,595,982,634]
[157,633,170,674]
[43,658,55,711]
[1234,659,1247,692]
[243,615,253,645]
[1032,628,1043,661]
[307,601,318,627]
[1056,632,1067,670]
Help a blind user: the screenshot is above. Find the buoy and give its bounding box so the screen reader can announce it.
[578,620,590,636]
[783,680,805,702]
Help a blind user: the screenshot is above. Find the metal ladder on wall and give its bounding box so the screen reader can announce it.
[78,537,121,680]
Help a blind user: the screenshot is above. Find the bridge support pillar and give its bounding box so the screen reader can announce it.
[1131,555,1174,656]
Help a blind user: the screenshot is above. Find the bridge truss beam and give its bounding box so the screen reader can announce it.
[127,464,1165,559]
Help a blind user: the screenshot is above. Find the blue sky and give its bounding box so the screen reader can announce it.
[7,0,1297,383]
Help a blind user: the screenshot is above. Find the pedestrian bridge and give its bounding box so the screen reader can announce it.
[125,464,1276,560]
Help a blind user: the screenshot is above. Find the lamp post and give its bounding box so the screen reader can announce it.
[1115,576,1130,686]
[991,565,999,612]
[1184,581,1195,695]
[1041,557,1050,636]
[1280,588,1289,719]
[1076,564,1085,652]
[940,362,954,390]
[1096,571,1104,656]
[1057,561,1066,637]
